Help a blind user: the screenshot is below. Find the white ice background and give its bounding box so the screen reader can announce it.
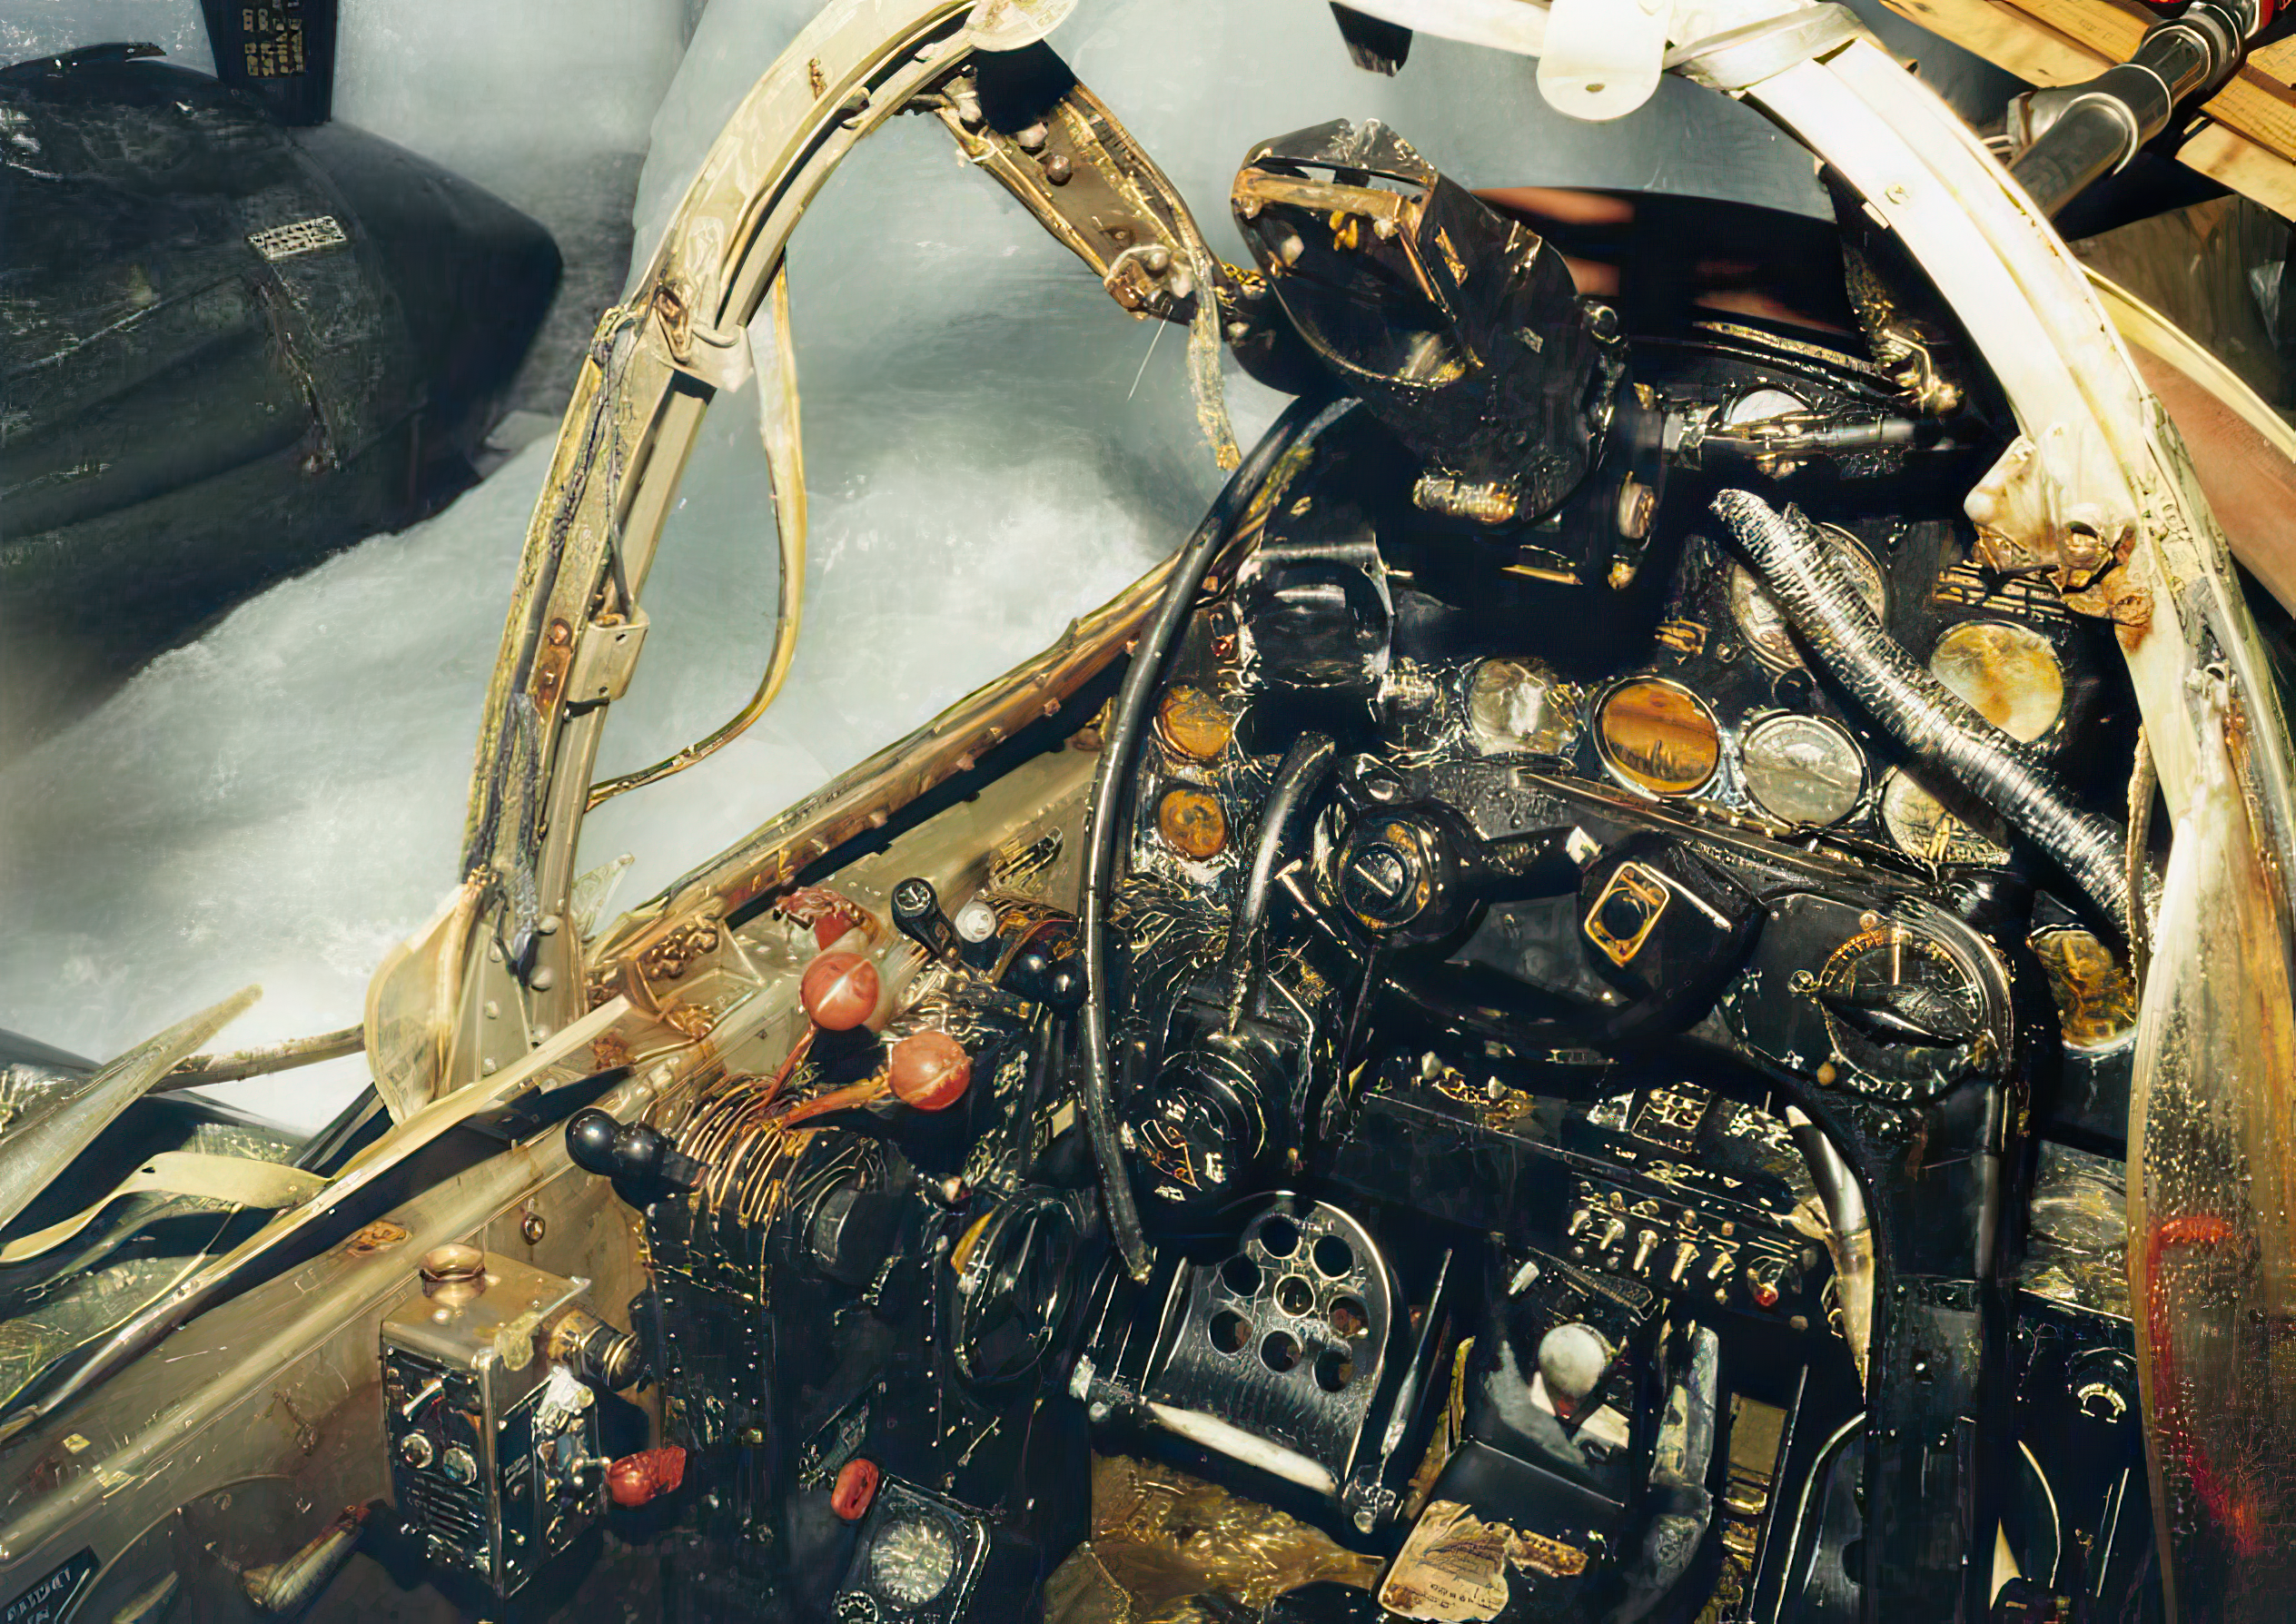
[1,0,1823,1130]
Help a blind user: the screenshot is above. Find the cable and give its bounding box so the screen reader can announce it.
[1080,394,1335,1280]
[1222,731,1337,1025]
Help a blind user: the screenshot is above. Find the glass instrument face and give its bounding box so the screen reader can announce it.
[1741,713,1866,827]
[1467,657,1578,757]
[2031,925,2140,1052]
[1595,678,1722,797]
[870,1516,958,1607]
[1928,619,2064,743]
[1157,786,1229,858]
[1727,526,1887,671]
[1158,685,1234,759]
[1879,768,2013,865]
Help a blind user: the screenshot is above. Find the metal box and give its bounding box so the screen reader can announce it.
[381,1250,603,1596]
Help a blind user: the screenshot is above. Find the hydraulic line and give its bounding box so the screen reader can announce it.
[1711,490,2131,934]
[1081,394,1335,1281]
[2004,0,2264,220]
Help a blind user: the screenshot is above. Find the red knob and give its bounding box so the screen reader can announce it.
[888,1031,971,1111]
[801,951,880,1031]
[832,1457,881,1521]
[606,1446,688,1508]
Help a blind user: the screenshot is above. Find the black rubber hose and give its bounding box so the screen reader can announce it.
[1711,490,2131,935]
[1222,730,1337,1021]
[1081,395,1336,1280]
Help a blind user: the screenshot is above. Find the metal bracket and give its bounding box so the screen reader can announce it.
[650,283,754,392]
[565,609,652,708]
[928,60,1238,464]
[933,70,1202,323]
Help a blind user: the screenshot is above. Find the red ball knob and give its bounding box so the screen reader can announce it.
[800,951,879,1031]
[888,1030,971,1111]
[832,1457,881,1520]
[606,1445,687,1508]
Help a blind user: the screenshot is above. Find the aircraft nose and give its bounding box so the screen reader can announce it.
[288,120,563,456]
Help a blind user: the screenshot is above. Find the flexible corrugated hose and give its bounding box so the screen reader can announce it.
[1711,489,2131,935]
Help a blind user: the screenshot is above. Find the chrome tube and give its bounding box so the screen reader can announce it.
[2005,0,2254,218]
[1711,490,2131,933]
[1787,1104,1875,1386]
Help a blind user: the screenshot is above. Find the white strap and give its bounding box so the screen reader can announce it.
[1539,0,1676,121]
[1,1153,329,1264]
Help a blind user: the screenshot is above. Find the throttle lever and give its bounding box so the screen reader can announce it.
[891,876,966,967]
[566,1108,705,1205]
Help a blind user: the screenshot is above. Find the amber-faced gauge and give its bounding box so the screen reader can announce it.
[1467,656,1579,757]
[1741,713,1866,827]
[2030,926,2139,1051]
[1928,620,2064,743]
[1157,684,1234,759]
[1594,677,1721,797]
[1728,524,1887,672]
[1156,785,1229,859]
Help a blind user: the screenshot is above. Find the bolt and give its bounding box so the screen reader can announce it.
[1615,478,1657,540]
[1015,122,1048,152]
[1044,153,1073,185]
[521,1213,547,1245]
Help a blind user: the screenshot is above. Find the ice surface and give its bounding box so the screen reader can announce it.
[0,3,215,71]
[0,444,546,1126]
[4,0,1834,1134]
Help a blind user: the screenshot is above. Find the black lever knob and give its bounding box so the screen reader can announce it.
[891,876,965,966]
[566,1109,704,1193]
[567,1108,620,1175]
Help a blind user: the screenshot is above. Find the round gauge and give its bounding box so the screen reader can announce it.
[869,1516,958,1608]
[1467,657,1579,757]
[1157,684,1233,759]
[1928,620,2064,743]
[951,1196,1080,1386]
[1156,785,1228,859]
[1594,678,1722,797]
[2030,926,2140,1052]
[1811,919,1988,1087]
[1728,526,1887,672]
[1741,714,1866,827]
[1879,769,2012,865]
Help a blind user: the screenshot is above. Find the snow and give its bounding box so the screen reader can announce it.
[3,0,1829,1131]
